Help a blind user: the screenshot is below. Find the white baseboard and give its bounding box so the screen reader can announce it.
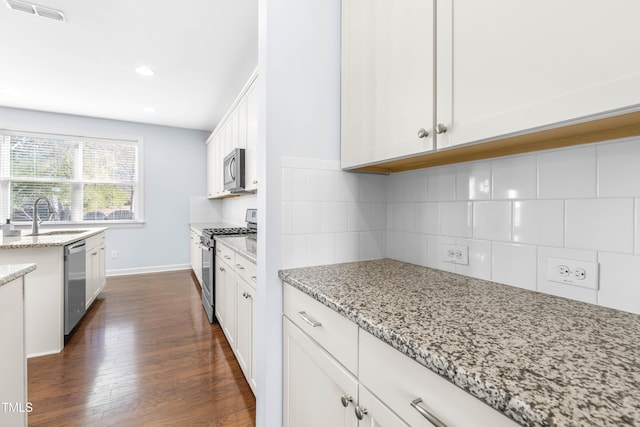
[106,264,191,277]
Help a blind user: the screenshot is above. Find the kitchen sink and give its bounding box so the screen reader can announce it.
[26,229,90,237]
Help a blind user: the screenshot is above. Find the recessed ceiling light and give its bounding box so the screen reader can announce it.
[136,66,156,77]
[143,106,156,113]
[4,0,65,21]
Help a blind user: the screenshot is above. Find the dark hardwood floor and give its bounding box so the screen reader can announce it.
[27,270,256,426]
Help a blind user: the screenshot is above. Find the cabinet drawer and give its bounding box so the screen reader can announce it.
[359,330,518,427]
[283,284,358,374]
[85,232,105,252]
[215,242,235,266]
[234,255,256,289]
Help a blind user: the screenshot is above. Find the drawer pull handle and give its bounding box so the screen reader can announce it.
[235,264,245,270]
[298,311,321,328]
[242,292,252,299]
[410,398,447,427]
[250,276,257,282]
[354,405,368,420]
[340,394,353,408]
[224,255,231,260]
[219,267,225,272]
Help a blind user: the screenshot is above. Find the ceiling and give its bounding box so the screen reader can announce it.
[0,0,258,131]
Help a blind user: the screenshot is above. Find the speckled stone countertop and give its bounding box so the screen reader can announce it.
[0,263,37,287]
[215,236,256,264]
[279,259,640,427]
[0,227,106,249]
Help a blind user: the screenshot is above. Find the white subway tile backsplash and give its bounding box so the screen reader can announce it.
[335,171,360,202]
[597,138,640,197]
[322,202,348,233]
[456,162,491,201]
[473,201,511,241]
[403,169,428,202]
[308,169,335,201]
[291,168,309,201]
[360,231,384,260]
[335,232,360,263]
[492,155,537,200]
[536,246,597,304]
[492,242,537,291]
[513,200,564,247]
[565,198,634,253]
[292,201,322,234]
[416,202,440,234]
[455,238,492,280]
[427,166,456,201]
[282,137,640,314]
[441,202,473,237]
[426,235,456,272]
[360,174,385,202]
[307,233,336,266]
[538,145,597,199]
[598,252,640,314]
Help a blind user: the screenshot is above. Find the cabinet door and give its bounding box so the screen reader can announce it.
[245,79,258,191]
[236,277,256,392]
[283,318,358,427]
[206,138,216,198]
[214,256,227,328]
[358,386,409,427]
[222,263,236,347]
[341,0,435,169]
[436,0,640,149]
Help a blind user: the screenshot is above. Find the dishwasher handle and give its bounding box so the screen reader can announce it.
[66,240,86,255]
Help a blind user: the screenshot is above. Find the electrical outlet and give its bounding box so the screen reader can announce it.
[547,257,599,290]
[111,250,118,259]
[442,244,469,265]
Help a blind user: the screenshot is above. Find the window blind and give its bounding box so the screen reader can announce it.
[0,130,141,223]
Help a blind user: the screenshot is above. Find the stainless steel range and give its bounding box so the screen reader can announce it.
[200,209,257,323]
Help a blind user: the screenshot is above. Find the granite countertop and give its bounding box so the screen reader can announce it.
[0,227,107,249]
[0,263,37,287]
[215,236,257,264]
[279,258,640,427]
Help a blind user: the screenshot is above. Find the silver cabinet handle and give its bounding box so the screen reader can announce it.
[436,123,448,134]
[224,255,231,260]
[250,276,257,282]
[235,264,245,270]
[417,128,429,138]
[298,311,321,327]
[219,267,225,272]
[354,405,368,420]
[242,292,252,299]
[340,394,353,408]
[410,398,447,427]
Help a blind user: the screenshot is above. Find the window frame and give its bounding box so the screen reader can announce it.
[0,128,145,227]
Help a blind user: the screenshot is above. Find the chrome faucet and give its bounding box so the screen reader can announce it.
[32,196,54,235]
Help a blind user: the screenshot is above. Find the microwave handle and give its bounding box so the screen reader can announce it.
[229,157,236,180]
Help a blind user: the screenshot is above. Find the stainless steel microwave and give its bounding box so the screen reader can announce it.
[223,148,245,192]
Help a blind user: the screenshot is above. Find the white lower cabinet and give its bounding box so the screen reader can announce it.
[214,241,257,395]
[85,231,106,309]
[283,284,518,427]
[283,317,358,427]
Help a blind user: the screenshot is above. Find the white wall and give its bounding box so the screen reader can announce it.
[0,106,209,274]
[256,0,342,426]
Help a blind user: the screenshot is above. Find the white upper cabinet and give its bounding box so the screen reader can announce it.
[341,0,640,171]
[206,69,259,198]
[341,0,435,169]
[436,0,640,149]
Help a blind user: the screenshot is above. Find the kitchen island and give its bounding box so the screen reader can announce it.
[0,228,106,357]
[279,258,640,427]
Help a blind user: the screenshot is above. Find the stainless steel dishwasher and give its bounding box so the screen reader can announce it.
[64,240,86,335]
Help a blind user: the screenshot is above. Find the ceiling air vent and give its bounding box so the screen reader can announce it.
[4,0,65,21]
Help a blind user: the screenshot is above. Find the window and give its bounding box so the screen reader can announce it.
[0,129,143,224]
